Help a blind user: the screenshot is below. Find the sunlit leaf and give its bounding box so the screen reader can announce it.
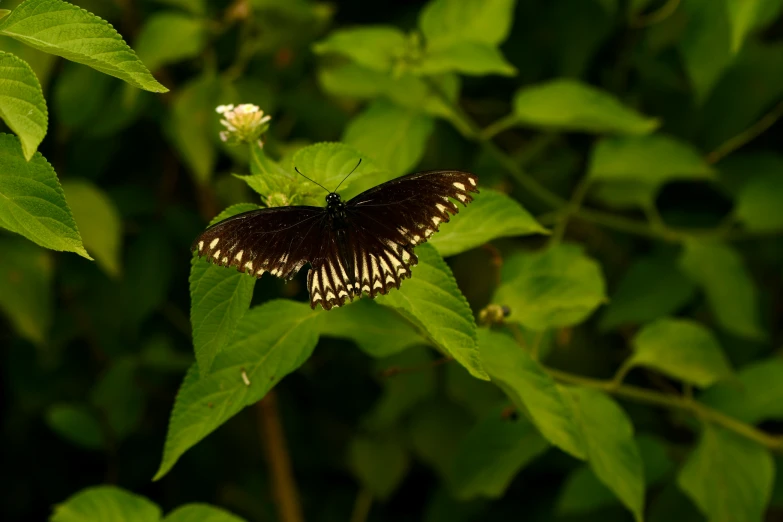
[678,0,732,102]
[0,0,167,92]
[678,424,774,522]
[343,99,434,176]
[480,328,585,459]
[680,240,765,340]
[512,79,659,134]
[417,42,516,76]
[419,0,517,49]
[450,405,549,500]
[62,180,122,277]
[51,486,162,522]
[735,169,783,231]
[725,0,782,53]
[154,300,321,480]
[0,50,47,160]
[0,236,52,344]
[493,243,607,330]
[430,189,547,257]
[164,504,247,522]
[313,26,407,72]
[134,11,206,72]
[0,133,89,258]
[289,142,386,200]
[378,244,487,380]
[700,358,783,424]
[349,435,410,500]
[45,403,104,451]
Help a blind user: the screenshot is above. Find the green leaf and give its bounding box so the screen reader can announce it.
[0,0,167,93]
[45,403,104,450]
[0,51,47,160]
[289,142,387,200]
[408,400,472,478]
[363,347,436,429]
[600,254,696,330]
[725,0,780,53]
[164,504,247,522]
[563,386,645,522]
[512,79,659,135]
[678,424,775,522]
[134,11,206,72]
[191,204,258,375]
[589,180,657,210]
[445,363,505,418]
[61,180,122,277]
[349,435,410,500]
[430,189,547,257]
[0,236,52,343]
[735,169,783,231]
[377,244,487,380]
[679,0,733,102]
[700,358,783,424]
[90,357,144,439]
[450,405,550,500]
[417,42,516,76]
[51,486,162,522]
[343,99,434,176]
[313,26,407,72]
[493,243,607,330]
[480,328,586,460]
[629,318,733,388]
[588,134,714,186]
[419,0,517,49]
[154,300,321,480]
[679,240,765,340]
[0,133,89,258]
[320,299,425,358]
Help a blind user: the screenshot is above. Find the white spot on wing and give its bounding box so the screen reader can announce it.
[456,194,467,202]
[198,241,204,251]
[468,177,477,186]
[235,250,244,262]
[338,290,348,298]
[213,250,221,259]
[256,268,265,276]
[436,204,447,213]
[245,261,254,271]
[453,182,466,190]
[210,238,219,249]
[386,275,396,284]
[326,291,336,300]
[432,216,442,226]
[222,257,228,264]
[373,280,383,290]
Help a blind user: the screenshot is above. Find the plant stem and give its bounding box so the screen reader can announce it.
[550,176,592,245]
[546,368,783,452]
[705,100,783,164]
[255,391,305,522]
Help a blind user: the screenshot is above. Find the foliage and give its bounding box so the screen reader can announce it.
[1,0,783,521]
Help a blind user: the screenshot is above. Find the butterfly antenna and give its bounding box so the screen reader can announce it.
[334,158,362,193]
[294,167,331,194]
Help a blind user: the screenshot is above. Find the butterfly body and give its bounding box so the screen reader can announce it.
[193,170,479,310]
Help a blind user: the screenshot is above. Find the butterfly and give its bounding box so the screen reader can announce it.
[192,165,479,310]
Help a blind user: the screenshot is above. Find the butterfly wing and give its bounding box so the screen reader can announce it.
[193,206,326,279]
[306,170,479,310]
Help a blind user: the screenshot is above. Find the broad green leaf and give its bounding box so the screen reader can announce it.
[164,504,247,522]
[563,387,644,522]
[0,133,89,258]
[419,0,517,49]
[53,62,111,129]
[480,328,585,459]
[167,74,219,185]
[0,51,47,160]
[313,26,407,72]
[678,424,775,522]
[450,405,549,500]
[735,169,783,231]
[629,318,733,388]
[588,134,714,186]
[512,79,659,135]
[700,358,783,424]
[417,42,516,76]
[45,403,104,450]
[51,486,162,522]
[409,400,473,478]
[62,180,122,277]
[430,189,548,257]
[134,12,206,72]
[289,142,386,200]
[680,240,765,340]
[191,204,258,375]
[349,435,410,500]
[725,0,782,53]
[154,300,321,480]
[679,0,733,102]
[362,347,436,430]
[589,180,657,210]
[320,299,425,357]
[0,0,167,93]
[343,99,434,176]
[0,236,52,343]
[90,357,144,439]
[378,244,487,380]
[600,254,695,330]
[493,243,607,330]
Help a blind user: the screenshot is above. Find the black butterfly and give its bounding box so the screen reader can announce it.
[192,168,479,310]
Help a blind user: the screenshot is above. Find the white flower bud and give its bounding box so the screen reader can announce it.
[216,103,271,145]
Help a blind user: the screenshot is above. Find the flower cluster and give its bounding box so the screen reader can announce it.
[216,104,271,145]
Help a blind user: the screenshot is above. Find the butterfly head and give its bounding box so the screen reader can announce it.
[325,192,342,206]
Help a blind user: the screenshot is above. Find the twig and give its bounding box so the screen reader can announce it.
[705,100,783,164]
[255,391,305,522]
